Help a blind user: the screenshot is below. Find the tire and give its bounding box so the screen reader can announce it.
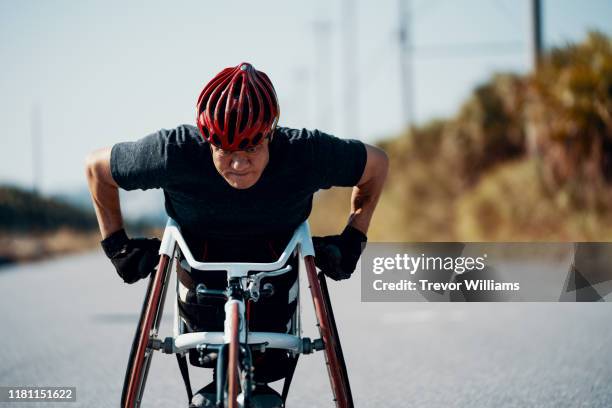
[304,255,354,408]
[318,271,353,407]
[121,270,154,407]
[227,301,240,408]
[121,255,172,408]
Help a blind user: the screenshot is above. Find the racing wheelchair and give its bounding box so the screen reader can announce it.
[121,218,353,407]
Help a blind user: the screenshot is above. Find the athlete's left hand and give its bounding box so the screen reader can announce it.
[312,225,367,281]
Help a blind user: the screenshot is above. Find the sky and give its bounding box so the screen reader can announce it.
[1,0,611,192]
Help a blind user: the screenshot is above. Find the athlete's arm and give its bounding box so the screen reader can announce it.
[347,144,389,234]
[85,147,124,239]
[312,143,388,280]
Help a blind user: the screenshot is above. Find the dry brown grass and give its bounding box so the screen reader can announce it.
[0,228,101,264]
[455,158,612,241]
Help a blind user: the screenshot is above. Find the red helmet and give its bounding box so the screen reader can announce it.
[196,62,280,151]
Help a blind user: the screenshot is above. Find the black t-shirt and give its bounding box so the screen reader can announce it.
[110,124,366,246]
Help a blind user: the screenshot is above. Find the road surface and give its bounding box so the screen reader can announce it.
[0,251,611,407]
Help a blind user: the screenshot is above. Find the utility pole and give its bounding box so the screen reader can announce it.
[530,0,543,70]
[342,0,358,138]
[398,0,414,130]
[313,20,333,132]
[30,104,41,194]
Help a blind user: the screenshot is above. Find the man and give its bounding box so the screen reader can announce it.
[86,62,388,407]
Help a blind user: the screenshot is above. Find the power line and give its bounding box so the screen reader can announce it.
[360,32,396,91]
[312,20,333,131]
[413,41,524,58]
[491,0,524,27]
[342,0,359,138]
[398,0,415,128]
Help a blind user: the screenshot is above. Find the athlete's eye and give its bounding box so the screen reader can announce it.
[215,148,232,157]
[244,146,259,154]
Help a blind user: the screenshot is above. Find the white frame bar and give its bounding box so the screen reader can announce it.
[159,218,315,278]
[159,217,313,355]
[173,332,303,353]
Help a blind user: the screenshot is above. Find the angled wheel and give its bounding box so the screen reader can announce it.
[121,271,153,408]
[121,254,173,408]
[318,270,353,406]
[304,255,354,408]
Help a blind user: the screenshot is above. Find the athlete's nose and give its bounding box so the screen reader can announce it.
[231,154,250,171]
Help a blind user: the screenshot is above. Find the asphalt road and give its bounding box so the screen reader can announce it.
[0,251,611,407]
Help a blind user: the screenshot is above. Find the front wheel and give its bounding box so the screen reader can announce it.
[121,255,172,408]
[227,301,240,408]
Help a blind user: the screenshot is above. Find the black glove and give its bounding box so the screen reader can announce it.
[312,225,367,281]
[101,229,161,284]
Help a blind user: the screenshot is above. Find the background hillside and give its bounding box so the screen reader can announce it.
[310,32,612,241]
[0,186,158,264]
[0,186,98,264]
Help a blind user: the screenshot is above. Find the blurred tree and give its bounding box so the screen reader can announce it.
[442,73,526,186]
[526,31,612,209]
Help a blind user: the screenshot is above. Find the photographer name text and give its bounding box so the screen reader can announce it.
[370,254,520,292]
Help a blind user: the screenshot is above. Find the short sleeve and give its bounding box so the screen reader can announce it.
[310,130,367,189]
[110,130,169,191]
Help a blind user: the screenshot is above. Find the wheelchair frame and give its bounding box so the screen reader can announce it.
[121,218,353,407]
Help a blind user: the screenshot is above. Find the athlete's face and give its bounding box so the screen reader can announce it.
[210,139,270,189]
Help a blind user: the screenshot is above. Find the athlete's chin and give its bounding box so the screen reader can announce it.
[229,181,256,189]
[224,173,260,189]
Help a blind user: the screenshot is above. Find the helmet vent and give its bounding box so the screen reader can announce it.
[238,139,249,150]
[239,93,250,133]
[251,133,263,146]
[217,92,229,131]
[227,110,238,145]
[251,89,261,126]
[260,87,271,124]
[232,76,243,99]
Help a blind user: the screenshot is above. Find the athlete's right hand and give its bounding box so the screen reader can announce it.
[101,229,161,284]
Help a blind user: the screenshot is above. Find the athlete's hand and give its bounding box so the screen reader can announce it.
[101,229,161,284]
[312,225,367,281]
